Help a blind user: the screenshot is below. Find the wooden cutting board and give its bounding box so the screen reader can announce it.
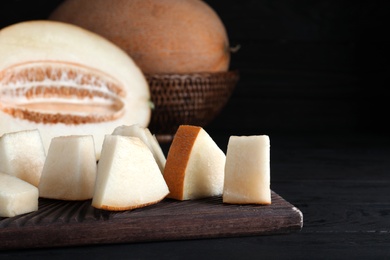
[0,191,302,250]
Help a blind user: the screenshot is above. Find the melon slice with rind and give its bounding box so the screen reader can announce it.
[163,125,226,200]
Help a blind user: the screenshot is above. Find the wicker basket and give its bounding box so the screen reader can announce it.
[146,71,239,143]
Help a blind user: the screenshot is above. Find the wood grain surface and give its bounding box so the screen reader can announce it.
[0,191,302,250]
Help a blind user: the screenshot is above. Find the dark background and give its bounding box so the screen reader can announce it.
[1,0,389,137]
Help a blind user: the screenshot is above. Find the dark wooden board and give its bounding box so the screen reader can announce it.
[0,191,302,250]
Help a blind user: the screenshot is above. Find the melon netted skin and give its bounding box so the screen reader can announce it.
[50,0,230,74]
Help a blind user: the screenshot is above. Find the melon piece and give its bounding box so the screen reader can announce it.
[0,20,151,158]
[0,172,39,217]
[163,125,225,200]
[92,135,169,211]
[38,135,97,201]
[112,124,166,173]
[49,0,230,74]
[223,135,271,205]
[0,129,46,187]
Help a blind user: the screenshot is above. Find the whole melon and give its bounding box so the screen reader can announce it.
[49,0,230,74]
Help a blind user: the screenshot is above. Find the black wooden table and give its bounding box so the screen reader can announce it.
[1,133,389,259]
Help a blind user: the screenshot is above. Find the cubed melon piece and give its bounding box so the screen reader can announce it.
[223,135,271,205]
[0,129,46,187]
[0,172,39,217]
[38,135,97,200]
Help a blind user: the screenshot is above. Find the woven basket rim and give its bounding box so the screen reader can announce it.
[145,70,239,78]
[146,70,239,143]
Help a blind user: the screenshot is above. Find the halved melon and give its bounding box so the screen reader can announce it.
[0,20,151,158]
